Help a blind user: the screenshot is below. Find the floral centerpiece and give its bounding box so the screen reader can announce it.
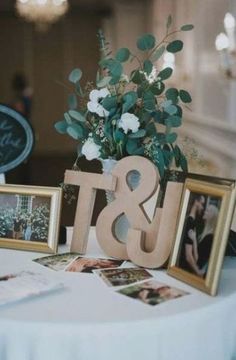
[55,16,194,178]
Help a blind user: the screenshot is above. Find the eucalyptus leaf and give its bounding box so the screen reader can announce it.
[129,129,146,138]
[67,123,84,140]
[179,89,192,103]
[97,76,112,88]
[115,48,130,62]
[166,15,172,29]
[102,95,117,111]
[64,112,72,124]
[175,105,183,117]
[162,100,172,108]
[155,133,166,145]
[54,120,68,134]
[165,104,177,115]
[122,91,138,113]
[165,115,182,127]
[174,145,181,167]
[165,132,177,143]
[167,40,183,53]
[69,68,82,83]
[101,59,123,81]
[143,59,153,75]
[153,110,165,124]
[180,153,188,172]
[143,91,156,111]
[155,148,165,177]
[181,24,194,31]
[165,88,179,103]
[126,139,139,154]
[158,67,173,80]
[69,110,85,122]
[137,33,156,51]
[151,45,165,62]
[114,129,125,142]
[150,81,165,95]
[68,94,77,110]
[131,70,145,84]
[109,75,121,85]
[146,122,157,136]
[163,151,173,167]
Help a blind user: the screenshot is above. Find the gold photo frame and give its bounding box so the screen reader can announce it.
[168,178,236,296]
[0,184,62,253]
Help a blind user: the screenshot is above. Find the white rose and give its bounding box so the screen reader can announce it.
[81,137,101,161]
[87,88,110,117]
[118,113,140,134]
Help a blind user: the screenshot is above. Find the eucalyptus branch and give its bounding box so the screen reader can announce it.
[130,53,143,69]
[148,29,181,59]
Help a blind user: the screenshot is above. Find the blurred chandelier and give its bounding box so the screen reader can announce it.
[215,12,236,79]
[16,0,69,30]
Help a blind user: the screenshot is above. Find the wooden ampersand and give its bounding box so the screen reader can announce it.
[96,156,159,259]
[64,170,116,253]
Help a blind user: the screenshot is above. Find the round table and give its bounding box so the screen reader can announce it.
[0,228,236,360]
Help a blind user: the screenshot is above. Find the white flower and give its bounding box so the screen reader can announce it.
[87,88,110,117]
[81,137,101,161]
[118,113,140,134]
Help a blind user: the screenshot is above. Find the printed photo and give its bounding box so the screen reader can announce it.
[65,257,124,273]
[33,252,80,271]
[95,267,153,287]
[117,280,189,306]
[177,192,221,278]
[0,193,51,242]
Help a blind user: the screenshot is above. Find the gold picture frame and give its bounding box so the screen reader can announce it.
[0,184,62,253]
[168,178,236,296]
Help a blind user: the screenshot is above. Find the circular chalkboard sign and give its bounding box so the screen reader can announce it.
[0,104,34,173]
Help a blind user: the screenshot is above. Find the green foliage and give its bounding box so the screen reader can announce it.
[151,45,165,62]
[167,40,183,53]
[137,33,156,51]
[55,19,194,178]
[122,91,138,113]
[68,110,85,122]
[67,124,84,140]
[166,15,172,30]
[54,120,67,134]
[158,67,173,80]
[181,24,194,31]
[68,68,82,83]
[115,48,130,62]
[179,89,192,103]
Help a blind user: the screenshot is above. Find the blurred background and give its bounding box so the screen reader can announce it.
[1,0,236,225]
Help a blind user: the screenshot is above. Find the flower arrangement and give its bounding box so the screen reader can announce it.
[55,16,194,177]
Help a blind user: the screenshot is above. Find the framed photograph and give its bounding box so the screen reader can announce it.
[0,184,62,253]
[168,178,236,296]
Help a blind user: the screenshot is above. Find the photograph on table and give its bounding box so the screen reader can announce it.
[168,178,236,296]
[117,280,189,306]
[33,252,80,271]
[0,184,62,253]
[94,267,153,287]
[65,257,124,273]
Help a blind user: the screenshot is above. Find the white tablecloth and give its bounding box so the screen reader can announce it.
[0,227,236,360]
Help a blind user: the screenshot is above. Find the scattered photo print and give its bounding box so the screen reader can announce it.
[33,252,80,271]
[117,280,189,306]
[95,267,153,287]
[65,257,124,273]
